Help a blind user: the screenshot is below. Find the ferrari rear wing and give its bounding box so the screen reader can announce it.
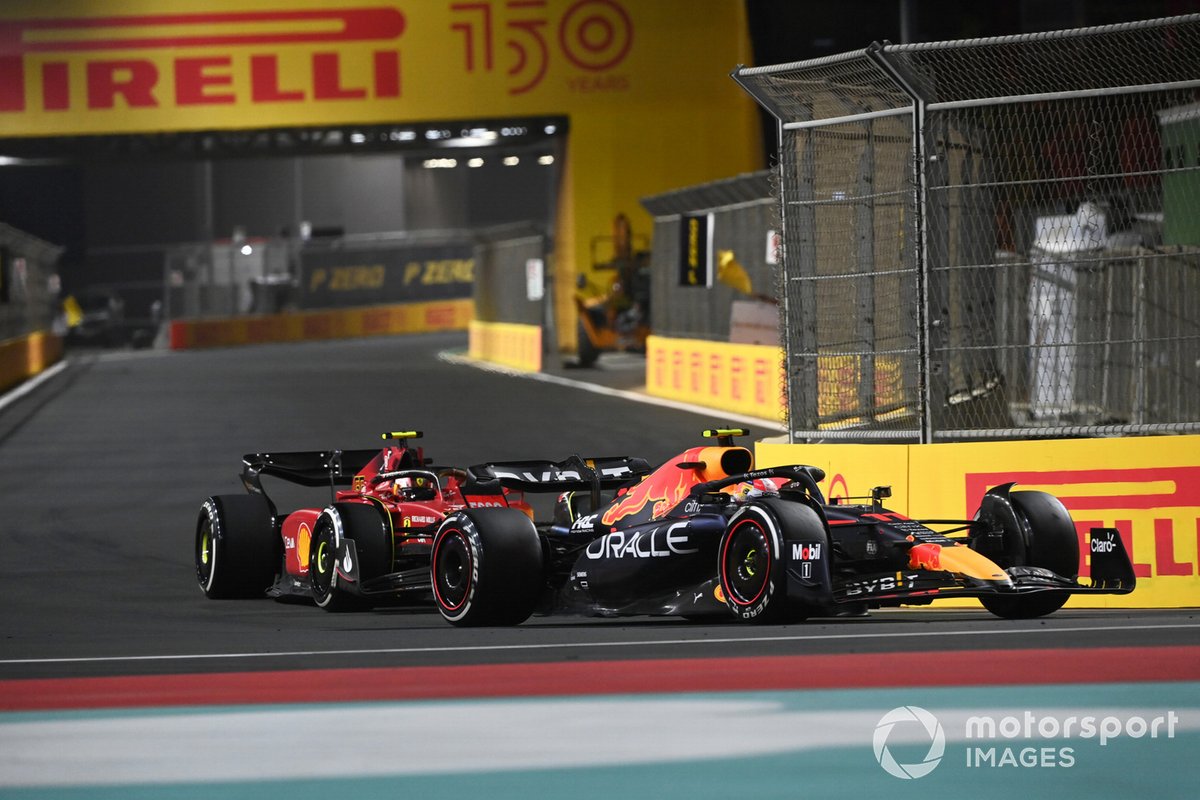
[241,449,381,493]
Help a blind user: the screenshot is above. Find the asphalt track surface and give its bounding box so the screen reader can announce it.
[1,332,1198,798]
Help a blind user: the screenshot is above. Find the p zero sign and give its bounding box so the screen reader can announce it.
[0,8,403,117]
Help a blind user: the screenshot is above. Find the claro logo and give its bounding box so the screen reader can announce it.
[0,7,405,112]
[966,466,1200,578]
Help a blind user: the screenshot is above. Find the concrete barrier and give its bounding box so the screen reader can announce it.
[467,321,542,373]
[646,335,785,421]
[0,330,63,394]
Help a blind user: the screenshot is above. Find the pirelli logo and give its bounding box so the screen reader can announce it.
[966,466,1200,579]
[0,7,405,112]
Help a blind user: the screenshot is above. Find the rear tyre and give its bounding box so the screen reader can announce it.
[718,500,820,624]
[311,503,392,612]
[980,490,1077,620]
[196,495,277,599]
[431,509,544,626]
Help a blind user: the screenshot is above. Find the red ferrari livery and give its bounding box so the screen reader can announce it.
[195,431,510,610]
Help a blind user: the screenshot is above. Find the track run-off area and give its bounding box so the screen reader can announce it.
[1,333,1197,799]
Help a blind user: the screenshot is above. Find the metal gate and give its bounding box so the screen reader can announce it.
[735,14,1200,442]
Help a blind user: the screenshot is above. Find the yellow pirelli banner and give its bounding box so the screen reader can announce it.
[0,0,762,352]
[468,320,541,373]
[756,436,1200,608]
[646,335,786,421]
[169,298,471,349]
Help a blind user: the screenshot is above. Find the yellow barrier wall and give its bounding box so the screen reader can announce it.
[646,335,785,421]
[756,436,1200,608]
[0,331,63,394]
[169,298,472,349]
[468,321,541,373]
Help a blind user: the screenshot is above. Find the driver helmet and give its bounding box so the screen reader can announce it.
[395,475,436,501]
[728,477,783,502]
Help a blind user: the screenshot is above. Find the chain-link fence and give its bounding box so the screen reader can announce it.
[641,171,779,344]
[735,14,1200,442]
[158,225,552,346]
[470,222,552,332]
[164,230,479,320]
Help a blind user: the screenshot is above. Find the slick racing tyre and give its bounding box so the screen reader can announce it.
[311,502,393,612]
[718,499,823,624]
[196,494,277,599]
[980,490,1078,620]
[431,508,544,626]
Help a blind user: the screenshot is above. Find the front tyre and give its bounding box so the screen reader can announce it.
[718,501,818,624]
[431,509,543,626]
[980,490,1077,620]
[196,494,277,599]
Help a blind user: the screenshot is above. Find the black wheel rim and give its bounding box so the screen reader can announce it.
[722,520,770,606]
[433,531,471,611]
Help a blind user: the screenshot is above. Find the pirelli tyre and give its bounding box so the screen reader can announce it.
[431,508,544,626]
[718,499,823,624]
[196,494,277,599]
[980,490,1078,620]
[311,502,393,612]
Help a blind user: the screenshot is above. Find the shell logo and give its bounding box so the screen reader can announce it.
[298,523,312,569]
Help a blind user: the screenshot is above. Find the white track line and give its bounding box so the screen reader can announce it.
[3,622,1197,666]
[439,350,787,431]
[0,359,69,414]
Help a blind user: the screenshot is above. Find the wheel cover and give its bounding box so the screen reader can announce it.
[721,519,771,606]
[312,536,333,596]
[196,521,215,585]
[433,530,471,611]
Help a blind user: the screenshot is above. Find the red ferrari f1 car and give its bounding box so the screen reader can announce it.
[428,429,1137,625]
[195,431,519,610]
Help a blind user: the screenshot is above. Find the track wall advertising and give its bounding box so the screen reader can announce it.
[169,297,471,349]
[0,0,762,351]
[756,435,1200,608]
[300,243,474,309]
[646,335,785,421]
